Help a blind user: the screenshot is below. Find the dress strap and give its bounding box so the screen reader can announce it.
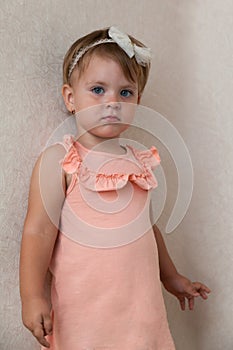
[59,135,82,175]
[56,134,76,152]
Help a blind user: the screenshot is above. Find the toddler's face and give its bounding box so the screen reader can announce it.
[63,55,139,140]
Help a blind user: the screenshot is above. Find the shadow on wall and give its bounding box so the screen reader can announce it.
[143,3,215,350]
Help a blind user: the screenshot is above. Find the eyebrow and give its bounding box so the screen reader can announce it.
[86,81,106,86]
[86,81,138,90]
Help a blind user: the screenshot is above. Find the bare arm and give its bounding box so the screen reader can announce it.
[150,203,211,310]
[152,223,178,282]
[20,144,66,347]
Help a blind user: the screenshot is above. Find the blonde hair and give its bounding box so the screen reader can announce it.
[63,27,150,96]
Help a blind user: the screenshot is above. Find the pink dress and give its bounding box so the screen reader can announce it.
[43,135,175,350]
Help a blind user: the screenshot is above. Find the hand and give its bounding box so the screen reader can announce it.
[162,273,211,310]
[22,297,52,348]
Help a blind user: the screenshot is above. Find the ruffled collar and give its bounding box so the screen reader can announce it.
[60,135,160,192]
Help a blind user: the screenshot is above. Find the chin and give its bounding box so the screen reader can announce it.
[90,124,129,138]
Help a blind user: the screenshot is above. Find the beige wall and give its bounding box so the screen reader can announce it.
[1,1,232,349]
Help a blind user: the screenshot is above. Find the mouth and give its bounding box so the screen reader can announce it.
[101,115,121,123]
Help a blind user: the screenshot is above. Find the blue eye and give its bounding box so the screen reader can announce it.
[120,90,132,97]
[92,87,104,95]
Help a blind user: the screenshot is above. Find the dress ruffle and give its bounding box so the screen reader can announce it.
[60,135,160,192]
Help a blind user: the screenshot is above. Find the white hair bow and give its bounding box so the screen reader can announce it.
[68,26,151,78]
[108,26,151,66]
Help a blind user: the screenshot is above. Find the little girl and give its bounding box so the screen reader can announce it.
[20,26,210,350]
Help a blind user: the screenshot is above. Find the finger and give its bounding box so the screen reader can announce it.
[201,285,211,293]
[193,282,211,293]
[179,297,186,311]
[192,282,211,300]
[199,290,209,300]
[188,297,194,311]
[33,325,50,348]
[190,289,200,297]
[186,284,200,297]
[43,314,53,335]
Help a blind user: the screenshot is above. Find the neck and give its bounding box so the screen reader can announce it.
[77,133,126,155]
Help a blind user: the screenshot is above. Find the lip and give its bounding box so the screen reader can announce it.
[101,115,121,123]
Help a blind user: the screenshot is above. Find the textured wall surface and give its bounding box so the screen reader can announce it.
[0,1,232,349]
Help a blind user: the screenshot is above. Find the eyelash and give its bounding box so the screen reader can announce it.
[91,87,133,97]
[121,90,133,97]
[91,87,104,95]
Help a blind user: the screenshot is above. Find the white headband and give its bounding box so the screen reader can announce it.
[68,26,151,79]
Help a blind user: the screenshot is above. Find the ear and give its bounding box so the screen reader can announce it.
[62,84,75,113]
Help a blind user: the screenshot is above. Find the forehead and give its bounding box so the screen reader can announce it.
[74,53,138,87]
[83,56,128,79]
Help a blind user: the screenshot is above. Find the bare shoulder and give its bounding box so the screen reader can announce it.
[32,143,66,179]
[39,143,67,163]
[38,143,67,189]
[25,143,67,234]
[43,143,72,188]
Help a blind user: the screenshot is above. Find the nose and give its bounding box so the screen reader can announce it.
[105,93,121,110]
[106,101,121,110]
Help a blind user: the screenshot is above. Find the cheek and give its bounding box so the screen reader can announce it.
[74,91,92,110]
[76,105,102,130]
[108,102,137,128]
[121,103,137,124]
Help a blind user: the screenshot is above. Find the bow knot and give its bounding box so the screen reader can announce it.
[108,26,151,67]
